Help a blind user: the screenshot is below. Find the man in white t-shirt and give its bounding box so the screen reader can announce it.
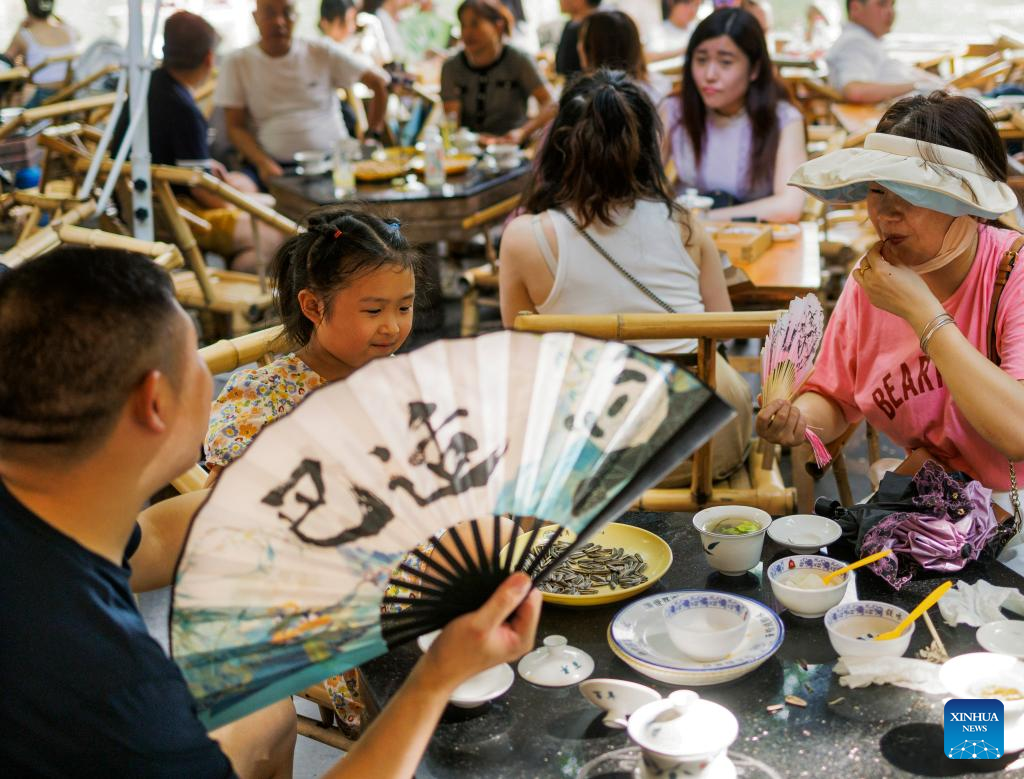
[826,0,942,104]
[645,0,699,64]
[217,0,389,184]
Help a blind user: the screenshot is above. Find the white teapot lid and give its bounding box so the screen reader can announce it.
[627,691,738,758]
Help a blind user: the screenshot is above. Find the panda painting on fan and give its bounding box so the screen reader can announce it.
[174,329,734,729]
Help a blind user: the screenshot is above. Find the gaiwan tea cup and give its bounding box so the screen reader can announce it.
[824,601,914,658]
[693,506,772,576]
[627,690,738,779]
[664,593,750,661]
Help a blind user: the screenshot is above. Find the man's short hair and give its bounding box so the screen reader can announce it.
[162,11,218,71]
[0,247,181,458]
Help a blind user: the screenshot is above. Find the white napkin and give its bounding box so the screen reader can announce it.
[834,656,946,694]
[937,580,1024,628]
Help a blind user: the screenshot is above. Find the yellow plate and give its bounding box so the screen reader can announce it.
[409,154,476,176]
[502,522,672,607]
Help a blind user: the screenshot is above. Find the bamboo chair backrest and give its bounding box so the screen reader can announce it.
[171,325,287,493]
[513,311,782,507]
[0,92,116,141]
[200,325,286,375]
[40,63,119,107]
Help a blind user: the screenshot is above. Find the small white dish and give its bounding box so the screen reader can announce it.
[824,601,914,658]
[770,223,802,241]
[609,591,784,686]
[293,150,331,176]
[693,506,771,576]
[767,515,842,554]
[977,621,1024,658]
[664,593,749,661]
[517,634,594,687]
[417,630,515,707]
[767,555,849,618]
[578,678,660,729]
[940,652,1024,718]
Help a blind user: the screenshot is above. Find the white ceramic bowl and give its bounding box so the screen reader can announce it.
[976,621,1024,658]
[824,601,914,658]
[293,150,331,176]
[417,630,515,707]
[579,678,661,728]
[767,555,849,618]
[692,506,771,576]
[664,592,750,662]
[940,652,1024,718]
[767,514,842,554]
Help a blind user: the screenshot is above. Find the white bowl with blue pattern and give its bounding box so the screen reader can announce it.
[767,555,849,617]
[824,601,913,657]
[609,590,784,686]
[664,592,750,661]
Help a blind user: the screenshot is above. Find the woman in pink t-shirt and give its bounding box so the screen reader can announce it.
[757,93,1024,501]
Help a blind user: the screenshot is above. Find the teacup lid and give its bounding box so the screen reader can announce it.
[627,691,738,758]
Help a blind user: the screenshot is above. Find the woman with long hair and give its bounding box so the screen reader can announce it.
[665,7,806,222]
[500,69,752,485]
[578,9,671,107]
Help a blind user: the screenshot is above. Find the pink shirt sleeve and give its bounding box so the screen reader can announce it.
[996,267,1024,381]
[801,280,865,424]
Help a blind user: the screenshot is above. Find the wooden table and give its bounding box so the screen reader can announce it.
[832,101,1024,142]
[721,222,823,306]
[267,162,531,245]
[830,102,885,137]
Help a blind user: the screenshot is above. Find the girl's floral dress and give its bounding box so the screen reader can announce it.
[204,353,427,740]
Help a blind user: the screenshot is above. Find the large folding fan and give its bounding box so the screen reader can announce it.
[170,330,734,727]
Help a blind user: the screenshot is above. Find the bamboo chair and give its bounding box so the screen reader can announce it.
[40,63,119,107]
[513,311,797,515]
[168,325,371,752]
[457,193,521,336]
[0,202,185,274]
[74,157,299,337]
[0,199,96,267]
[0,92,116,141]
[950,52,1012,92]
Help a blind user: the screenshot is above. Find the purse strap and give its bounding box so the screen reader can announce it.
[556,209,676,314]
[987,233,1024,530]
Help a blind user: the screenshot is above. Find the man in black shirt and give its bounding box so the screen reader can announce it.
[122,11,283,272]
[555,0,601,77]
[0,247,542,778]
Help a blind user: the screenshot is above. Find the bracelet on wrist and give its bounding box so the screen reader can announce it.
[920,314,955,355]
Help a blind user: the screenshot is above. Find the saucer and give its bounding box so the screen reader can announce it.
[579,678,660,728]
[518,634,594,687]
[609,591,784,686]
[977,621,1024,658]
[766,515,841,554]
[417,630,515,707]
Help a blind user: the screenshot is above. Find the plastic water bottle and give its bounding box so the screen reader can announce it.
[332,139,357,197]
[422,126,446,189]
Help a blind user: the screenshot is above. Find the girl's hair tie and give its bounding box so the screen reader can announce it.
[333,228,343,239]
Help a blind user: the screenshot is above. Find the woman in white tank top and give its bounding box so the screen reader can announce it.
[499,69,751,483]
[4,0,77,106]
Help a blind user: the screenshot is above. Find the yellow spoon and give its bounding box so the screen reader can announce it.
[873,580,954,641]
[821,548,892,585]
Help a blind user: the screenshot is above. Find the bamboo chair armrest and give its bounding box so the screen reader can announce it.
[178,207,212,233]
